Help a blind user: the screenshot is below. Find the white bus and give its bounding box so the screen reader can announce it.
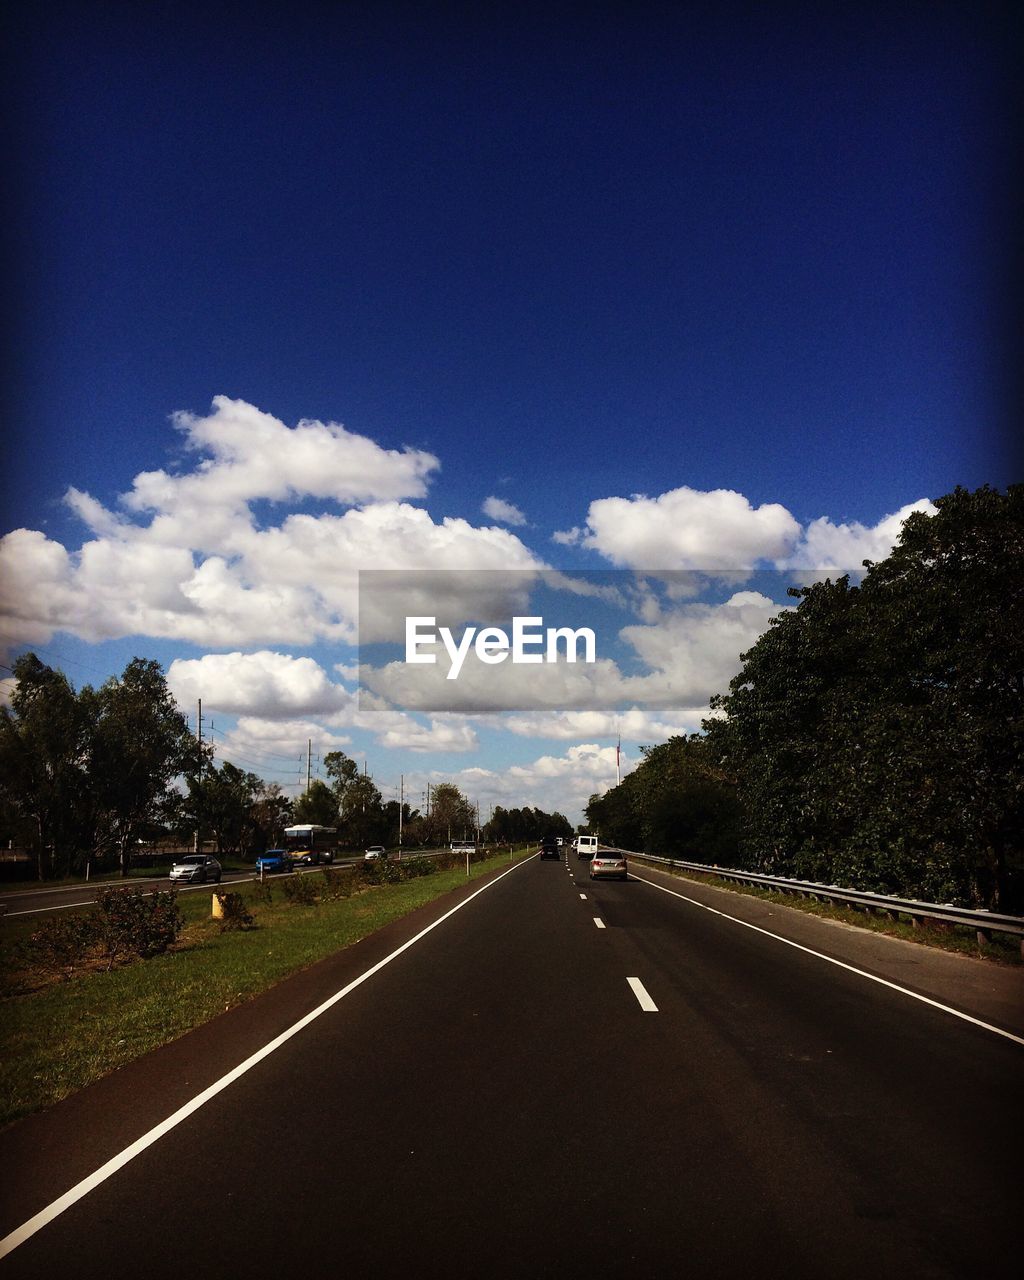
[282,824,337,865]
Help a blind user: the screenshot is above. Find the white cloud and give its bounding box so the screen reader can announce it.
[0,398,545,650]
[459,743,630,820]
[555,486,801,571]
[168,651,352,718]
[779,500,935,574]
[501,705,706,740]
[482,496,527,526]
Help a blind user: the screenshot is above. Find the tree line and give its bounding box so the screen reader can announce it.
[587,486,1023,911]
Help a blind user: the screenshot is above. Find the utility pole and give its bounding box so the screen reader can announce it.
[399,774,404,849]
[306,739,312,793]
[194,698,203,854]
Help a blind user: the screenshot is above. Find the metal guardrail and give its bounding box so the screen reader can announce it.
[615,850,1024,957]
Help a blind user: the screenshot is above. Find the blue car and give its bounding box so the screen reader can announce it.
[255,848,293,874]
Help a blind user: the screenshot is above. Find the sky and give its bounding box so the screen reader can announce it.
[1,1,1020,824]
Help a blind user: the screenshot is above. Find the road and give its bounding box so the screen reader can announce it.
[1,854,1019,1277]
[0,862,362,918]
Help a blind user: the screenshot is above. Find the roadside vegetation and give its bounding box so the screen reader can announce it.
[0,848,530,1128]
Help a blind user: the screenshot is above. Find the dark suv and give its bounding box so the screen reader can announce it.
[539,836,560,860]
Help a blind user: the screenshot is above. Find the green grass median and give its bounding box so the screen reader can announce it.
[0,850,530,1129]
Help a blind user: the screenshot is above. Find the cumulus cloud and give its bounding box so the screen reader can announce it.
[554,486,801,571]
[165,650,479,754]
[456,743,629,819]
[168,651,352,718]
[482,496,527,526]
[501,705,706,740]
[779,500,935,574]
[0,399,544,650]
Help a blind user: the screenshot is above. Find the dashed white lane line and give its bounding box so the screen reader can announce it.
[627,977,659,1012]
[629,871,1024,1049]
[579,893,587,900]
[593,917,606,929]
[0,855,534,1260]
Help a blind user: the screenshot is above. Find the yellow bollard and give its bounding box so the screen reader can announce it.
[211,892,225,919]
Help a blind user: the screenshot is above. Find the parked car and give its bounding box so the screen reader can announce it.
[255,848,293,874]
[364,846,386,862]
[169,854,222,884]
[589,850,628,881]
[539,836,559,860]
[575,835,599,859]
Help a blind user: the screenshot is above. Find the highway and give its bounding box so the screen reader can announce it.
[0,853,1019,1277]
[0,862,362,918]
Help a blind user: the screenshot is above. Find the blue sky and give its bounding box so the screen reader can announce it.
[2,1,1019,821]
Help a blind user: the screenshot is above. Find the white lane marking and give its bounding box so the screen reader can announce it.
[629,872,1024,1049]
[593,917,606,929]
[579,893,587,900]
[0,855,533,1260]
[627,977,659,1012]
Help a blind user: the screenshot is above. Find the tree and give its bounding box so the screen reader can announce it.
[708,485,1024,908]
[292,780,339,827]
[0,654,92,878]
[88,659,204,876]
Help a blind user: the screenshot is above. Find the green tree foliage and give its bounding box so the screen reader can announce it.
[292,779,340,827]
[585,735,741,861]
[483,805,573,844]
[709,485,1023,908]
[0,655,92,878]
[174,763,291,857]
[87,659,203,876]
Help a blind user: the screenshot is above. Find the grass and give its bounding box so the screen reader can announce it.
[630,859,1023,966]
[0,851,530,1129]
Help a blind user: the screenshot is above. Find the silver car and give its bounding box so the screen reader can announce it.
[589,850,628,881]
[169,854,222,884]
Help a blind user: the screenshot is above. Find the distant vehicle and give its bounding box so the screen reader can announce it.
[255,849,293,875]
[556,837,564,847]
[282,824,336,865]
[539,836,559,860]
[590,850,628,881]
[169,854,222,884]
[575,835,599,859]
[364,846,386,862]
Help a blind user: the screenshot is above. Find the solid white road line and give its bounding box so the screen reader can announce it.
[628,871,1024,1049]
[0,855,533,1261]
[593,917,606,929]
[627,977,659,1012]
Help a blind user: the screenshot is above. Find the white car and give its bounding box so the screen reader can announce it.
[169,854,222,884]
[364,846,386,862]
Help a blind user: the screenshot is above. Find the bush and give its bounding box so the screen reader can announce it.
[250,879,275,905]
[214,892,255,931]
[281,874,318,905]
[398,857,436,879]
[27,914,97,978]
[321,866,355,899]
[94,886,183,967]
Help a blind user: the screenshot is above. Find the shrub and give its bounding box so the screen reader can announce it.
[250,879,275,905]
[399,857,436,879]
[321,866,355,899]
[214,892,255,931]
[27,914,97,978]
[282,874,318,905]
[94,886,183,967]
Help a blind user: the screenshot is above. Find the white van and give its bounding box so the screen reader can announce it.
[575,835,599,859]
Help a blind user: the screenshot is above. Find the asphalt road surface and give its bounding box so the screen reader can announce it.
[1,855,1019,1278]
